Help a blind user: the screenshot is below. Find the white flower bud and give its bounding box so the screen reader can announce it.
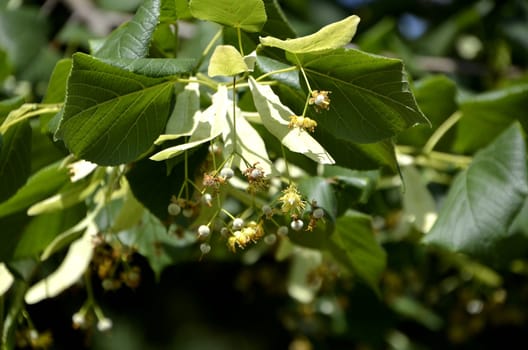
[232,218,244,230]
[290,219,304,231]
[220,168,234,179]
[97,318,113,332]
[197,225,211,238]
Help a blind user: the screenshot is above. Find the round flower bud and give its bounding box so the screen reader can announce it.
[232,218,244,230]
[167,203,181,216]
[202,193,213,205]
[97,318,113,332]
[262,205,273,216]
[200,243,211,254]
[277,226,289,236]
[312,208,325,219]
[72,312,86,327]
[220,167,234,179]
[183,208,194,218]
[197,225,211,238]
[314,94,326,105]
[290,219,304,231]
[264,234,277,245]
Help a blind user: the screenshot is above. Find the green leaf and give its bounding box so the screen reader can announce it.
[297,176,337,221]
[151,86,227,161]
[125,210,194,278]
[160,80,201,139]
[100,58,195,77]
[322,165,379,204]
[401,166,437,233]
[260,0,296,39]
[248,77,334,164]
[25,225,96,304]
[189,0,267,33]
[423,123,528,260]
[0,96,24,122]
[222,101,274,175]
[0,7,47,72]
[453,84,528,153]
[331,211,386,292]
[56,53,174,165]
[296,48,428,143]
[260,15,360,53]
[0,121,31,202]
[94,0,161,59]
[398,75,458,149]
[0,160,69,218]
[208,45,248,77]
[13,205,85,260]
[27,180,99,216]
[126,146,209,220]
[42,59,72,132]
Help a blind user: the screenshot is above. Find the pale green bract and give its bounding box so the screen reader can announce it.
[259,15,360,53]
[150,86,228,161]
[248,77,334,164]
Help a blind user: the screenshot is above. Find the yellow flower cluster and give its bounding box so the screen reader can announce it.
[288,115,317,132]
[228,221,264,252]
[279,184,306,216]
[309,90,331,112]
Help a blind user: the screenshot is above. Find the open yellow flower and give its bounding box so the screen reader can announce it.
[279,184,306,215]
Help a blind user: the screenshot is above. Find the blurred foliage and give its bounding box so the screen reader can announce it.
[1,0,528,350]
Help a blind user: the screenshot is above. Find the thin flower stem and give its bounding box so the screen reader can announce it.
[422,111,462,154]
[232,77,238,157]
[237,27,244,56]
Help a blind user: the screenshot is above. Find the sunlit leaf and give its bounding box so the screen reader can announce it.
[401,165,437,233]
[0,160,70,218]
[260,15,360,53]
[248,77,334,164]
[151,86,227,161]
[189,0,267,33]
[56,53,174,165]
[25,225,96,304]
[424,123,528,260]
[222,100,273,175]
[208,45,248,77]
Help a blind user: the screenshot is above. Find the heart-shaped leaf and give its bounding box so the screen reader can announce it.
[189,0,267,33]
[424,123,528,260]
[296,48,428,143]
[56,53,174,165]
[208,45,248,77]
